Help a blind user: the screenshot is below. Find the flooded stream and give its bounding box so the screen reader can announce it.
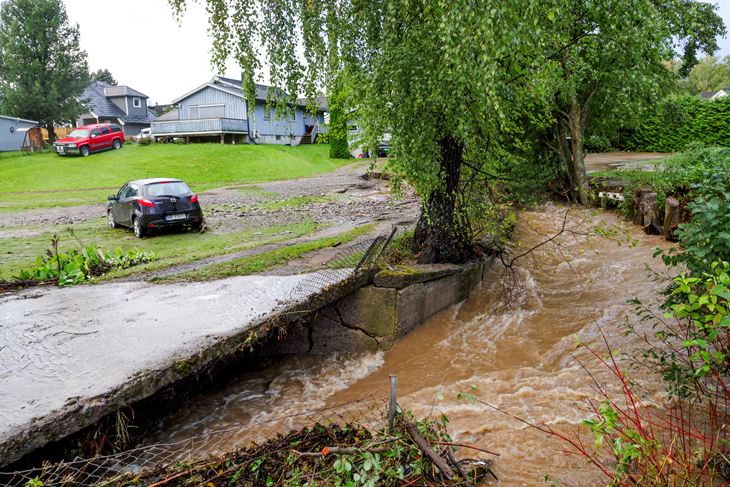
[145,204,672,485]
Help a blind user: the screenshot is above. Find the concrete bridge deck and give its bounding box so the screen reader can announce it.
[0,273,348,467]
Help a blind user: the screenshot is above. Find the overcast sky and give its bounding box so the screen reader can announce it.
[64,0,730,105]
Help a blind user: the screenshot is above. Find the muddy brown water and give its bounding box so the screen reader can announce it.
[144,204,672,485]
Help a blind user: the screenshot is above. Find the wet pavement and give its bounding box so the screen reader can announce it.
[0,272,340,466]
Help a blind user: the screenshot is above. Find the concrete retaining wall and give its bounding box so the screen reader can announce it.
[260,257,493,356]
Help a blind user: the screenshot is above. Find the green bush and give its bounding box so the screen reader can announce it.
[659,172,730,275]
[627,96,730,152]
[138,137,153,146]
[584,134,613,153]
[16,237,157,286]
[602,146,730,218]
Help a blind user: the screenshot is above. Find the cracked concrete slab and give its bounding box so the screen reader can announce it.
[0,272,345,466]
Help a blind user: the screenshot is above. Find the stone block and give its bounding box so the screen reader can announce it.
[663,196,680,242]
[337,286,397,338]
[632,187,653,225]
[373,264,462,289]
[396,282,427,338]
[640,192,662,235]
[310,308,379,354]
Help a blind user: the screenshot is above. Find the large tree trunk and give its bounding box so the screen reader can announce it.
[567,98,589,205]
[412,136,468,263]
[45,122,56,144]
[554,97,589,205]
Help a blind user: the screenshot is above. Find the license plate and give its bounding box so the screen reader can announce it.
[165,213,187,221]
[56,146,64,153]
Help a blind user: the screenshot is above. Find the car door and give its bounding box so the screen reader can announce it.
[98,126,113,149]
[120,184,140,225]
[111,184,128,223]
[89,128,102,151]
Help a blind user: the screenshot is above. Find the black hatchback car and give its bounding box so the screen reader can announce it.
[107,178,204,238]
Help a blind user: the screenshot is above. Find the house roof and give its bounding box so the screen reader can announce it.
[700,91,717,99]
[170,76,327,111]
[155,108,180,121]
[296,95,328,111]
[80,81,156,123]
[104,85,148,99]
[0,114,38,124]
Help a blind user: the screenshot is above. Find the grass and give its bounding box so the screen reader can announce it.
[155,223,375,282]
[0,218,320,281]
[0,143,350,211]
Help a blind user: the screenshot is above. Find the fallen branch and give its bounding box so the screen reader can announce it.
[294,438,398,457]
[294,446,392,457]
[433,441,500,457]
[405,419,455,480]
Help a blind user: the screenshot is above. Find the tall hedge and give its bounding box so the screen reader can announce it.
[627,96,730,152]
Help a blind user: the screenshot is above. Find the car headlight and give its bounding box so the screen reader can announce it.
[67,143,76,148]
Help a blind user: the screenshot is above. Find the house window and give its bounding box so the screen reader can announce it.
[132,97,141,108]
[199,104,225,118]
[275,135,281,140]
[263,105,272,121]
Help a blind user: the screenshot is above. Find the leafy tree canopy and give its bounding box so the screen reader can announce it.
[172,0,725,261]
[0,0,89,140]
[90,68,117,86]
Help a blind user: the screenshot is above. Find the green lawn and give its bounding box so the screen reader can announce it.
[0,143,349,210]
[0,218,320,280]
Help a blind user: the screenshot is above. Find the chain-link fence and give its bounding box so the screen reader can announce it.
[287,227,397,303]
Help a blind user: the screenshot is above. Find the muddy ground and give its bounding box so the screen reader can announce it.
[1,161,421,277]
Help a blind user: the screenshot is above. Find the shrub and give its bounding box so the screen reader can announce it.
[15,235,156,286]
[138,137,153,146]
[584,134,613,153]
[603,145,730,219]
[627,95,730,152]
[315,131,330,144]
[658,169,730,274]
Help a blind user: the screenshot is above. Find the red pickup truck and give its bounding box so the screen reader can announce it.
[53,123,125,157]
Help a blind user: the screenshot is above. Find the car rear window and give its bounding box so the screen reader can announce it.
[144,182,192,197]
[110,125,122,133]
[100,127,110,135]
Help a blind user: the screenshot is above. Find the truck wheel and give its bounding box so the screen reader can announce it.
[112,139,122,149]
[80,146,90,157]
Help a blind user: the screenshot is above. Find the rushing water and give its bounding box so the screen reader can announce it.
[146,204,673,485]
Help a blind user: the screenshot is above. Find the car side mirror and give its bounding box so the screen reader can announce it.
[108,195,118,201]
[91,134,97,138]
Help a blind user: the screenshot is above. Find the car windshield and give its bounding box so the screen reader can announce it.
[67,129,89,138]
[144,182,191,197]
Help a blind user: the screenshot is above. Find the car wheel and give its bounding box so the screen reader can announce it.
[80,146,90,157]
[107,211,118,228]
[133,216,146,238]
[112,139,122,150]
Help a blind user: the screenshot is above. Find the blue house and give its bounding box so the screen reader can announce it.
[77,81,158,136]
[151,76,327,145]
